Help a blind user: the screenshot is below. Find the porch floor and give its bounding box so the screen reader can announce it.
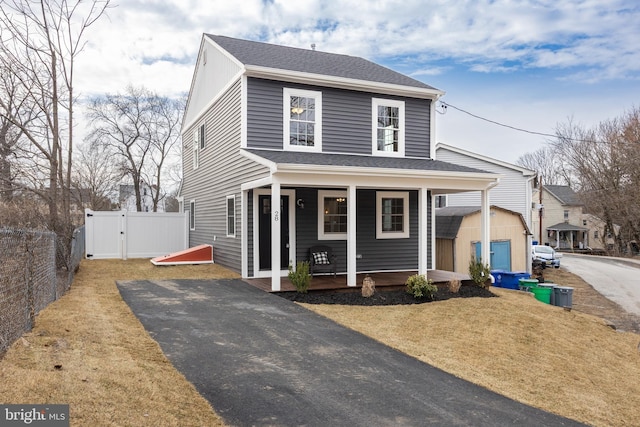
[244,270,473,293]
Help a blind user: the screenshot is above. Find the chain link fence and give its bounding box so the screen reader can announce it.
[0,226,84,355]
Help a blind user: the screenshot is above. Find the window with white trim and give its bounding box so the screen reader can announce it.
[372,98,405,157]
[192,128,199,170]
[376,191,409,239]
[284,88,322,152]
[318,190,347,240]
[226,195,236,237]
[189,200,196,231]
[198,123,205,150]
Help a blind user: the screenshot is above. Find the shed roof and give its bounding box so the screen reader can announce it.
[435,205,532,239]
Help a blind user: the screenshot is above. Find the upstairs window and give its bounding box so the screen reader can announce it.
[564,210,569,221]
[372,98,405,157]
[198,123,205,150]
[318,190,347,240]
[189,200,196,230]
[284,88,322,152]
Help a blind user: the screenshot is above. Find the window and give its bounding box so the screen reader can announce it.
[226,195,236,237]
[283,88,322,152]
[198,123,205,150]
[435,195,447,208]
[583,219,587,226]
[192,128,199,170]
[376,191,409,239]
[594,230,599,239]
[189,200,195,231]
[318,191,347,240]
[372,98,405,157]
[563,210,569,221]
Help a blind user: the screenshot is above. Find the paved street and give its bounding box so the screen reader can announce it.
[560,253,640,316]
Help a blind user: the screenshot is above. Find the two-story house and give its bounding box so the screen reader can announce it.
[179,34,500,291]
[532,184,617,250]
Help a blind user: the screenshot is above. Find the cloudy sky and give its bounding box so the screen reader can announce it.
[75,0,640,164]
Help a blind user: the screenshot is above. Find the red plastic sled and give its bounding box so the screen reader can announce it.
[150,244,214,265]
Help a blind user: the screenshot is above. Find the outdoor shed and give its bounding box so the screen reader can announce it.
[436,205,531,273]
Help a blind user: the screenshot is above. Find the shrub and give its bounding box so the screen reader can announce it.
[468,256,491,288]
[406,274,437,300]
[288,261,311,293]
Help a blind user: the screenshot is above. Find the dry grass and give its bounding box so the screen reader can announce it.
[0,259,237,427]
[1,260,640,426]
[303,283,640,427]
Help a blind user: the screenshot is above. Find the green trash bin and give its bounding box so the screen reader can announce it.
[531,286,552,304]
[537,283,557,305]
[519,278,539,292]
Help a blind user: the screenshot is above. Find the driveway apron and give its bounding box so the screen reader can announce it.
[117,279,585,427]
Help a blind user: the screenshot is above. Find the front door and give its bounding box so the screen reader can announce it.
[258,194,290,270]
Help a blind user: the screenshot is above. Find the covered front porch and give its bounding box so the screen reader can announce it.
[241,149,501,291]
[245,269,474,293]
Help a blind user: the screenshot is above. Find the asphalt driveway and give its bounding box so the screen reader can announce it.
[117,278,585,427]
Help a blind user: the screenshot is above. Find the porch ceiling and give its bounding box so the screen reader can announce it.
[241,148,500,192]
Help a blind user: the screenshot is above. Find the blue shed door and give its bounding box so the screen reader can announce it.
[474,241,511,271]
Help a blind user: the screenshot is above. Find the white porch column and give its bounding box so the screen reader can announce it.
[347,185,357,287]
[271,179,281,291]
[241,189,248,278]
[480,188,491,266]
[418,187,428,276]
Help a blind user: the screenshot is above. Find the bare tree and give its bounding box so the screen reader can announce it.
[516,144,571,186]
[86,86,184,212]
[72,142,121,210]
[0,0,110,243]
[552,108,640,253]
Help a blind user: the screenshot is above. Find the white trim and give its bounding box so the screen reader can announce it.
[283,88,322,152]
[192,128,199,170]
[347,185,357,287]
[240,75,248,148]
[241,190,248,278]
[372,98,405,157]
[244,65,445,100]
[252,189,296,279]
[435,142,537,176]
[189,200,195,231]
[317,190,348,240]
[376,191,410,239]
[226,195,236,238]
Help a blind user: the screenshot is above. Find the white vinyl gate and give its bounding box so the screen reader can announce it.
[85,209,188,259]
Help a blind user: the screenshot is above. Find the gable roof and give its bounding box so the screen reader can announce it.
[205,34,444,99]
[435,205,532,239]
[544,185,582,206]
[435,143,536,177]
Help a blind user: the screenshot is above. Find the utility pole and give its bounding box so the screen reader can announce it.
[538,175,543,245]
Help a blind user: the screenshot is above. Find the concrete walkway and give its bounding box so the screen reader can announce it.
[117,278,585,427]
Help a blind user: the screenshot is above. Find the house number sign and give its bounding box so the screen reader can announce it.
[274,211,279,221]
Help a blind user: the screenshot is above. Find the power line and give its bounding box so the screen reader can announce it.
[438,101,607,144]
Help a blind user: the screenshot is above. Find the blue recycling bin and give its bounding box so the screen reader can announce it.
[499,271,531,290]
[490,270,506,288]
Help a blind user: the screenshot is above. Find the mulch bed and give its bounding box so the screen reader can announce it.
[277,285,496,306]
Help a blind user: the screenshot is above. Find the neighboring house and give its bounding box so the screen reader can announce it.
[435,143,537,272]
[179,34,500,291]
[531,185,616,250]
[119,184,165,212]
[436,206,531,274]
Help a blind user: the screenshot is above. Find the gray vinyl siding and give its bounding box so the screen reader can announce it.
[182,79,270,273]
[291,188,430,274]
[246,78,432,157]
[436,148,532,224]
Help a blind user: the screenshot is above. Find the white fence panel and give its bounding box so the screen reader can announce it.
[85,210,123,259]
[85,209,188,259]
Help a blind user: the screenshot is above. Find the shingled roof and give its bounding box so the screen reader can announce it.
[243,149,491,174]
[206,34,439,91]
[544,185,583,206]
